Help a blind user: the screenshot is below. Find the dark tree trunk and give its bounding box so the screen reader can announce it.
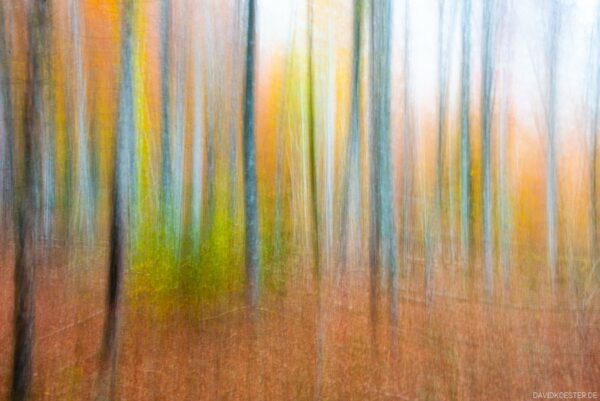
[99,0,135,398]
[11,0,51,398]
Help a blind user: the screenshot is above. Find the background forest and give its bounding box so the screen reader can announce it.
[1,0,600,400]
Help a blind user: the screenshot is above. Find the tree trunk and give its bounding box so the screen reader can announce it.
[11,0,51,398]
[99,1,135,398]
[306,2,323,400]
[402,0,413,276]
[160,0,173,233]
[546,0,560,288]
[69,0,93,239]
[191,10,205,249]
[0,2,15,233]
[481,0,495,297]
[460,0,472,269]
[338,0,363,275]
[243,0,260,314]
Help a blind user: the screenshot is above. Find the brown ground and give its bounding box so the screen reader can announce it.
[1,246,599,401]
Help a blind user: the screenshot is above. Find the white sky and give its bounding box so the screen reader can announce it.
[256,0,600,140]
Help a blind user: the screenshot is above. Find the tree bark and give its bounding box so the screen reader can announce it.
[243,0,260,314]
[99,1,135,398]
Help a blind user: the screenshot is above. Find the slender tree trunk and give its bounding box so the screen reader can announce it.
[546,0,560,288]
[160,0,173,233]
[324,38,336,270]
[445,4,458,266]
[338,0,363,275]
[498,76,510,289]
[402,0,413,276]
[499,8,512,289]
[172,2,188,252]
[592,107,598,278]
[203,10,220,236]
[380,0,400,358]
[274,13,298,265]
[243,0,260,314]
[370,0,398,350]
[228,0,242,222]
[12,92,36,401]
[273,80,287,264]
[205,55,217,234]
[368,0,381,346]
[0,2,15,233]
[191,12,205,249]
[589,5,600,280]
[69,0,93,239]
[460,0,472,269]
[306,2,323,400]
[40,7,55,244]
[435,0,449,264]
[99,1,135,398]
[11,0,50,398]
[481,0,495,297]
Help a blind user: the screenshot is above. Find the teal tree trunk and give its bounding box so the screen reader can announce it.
[481,0,495,297]
[160,0,173,236]
[190,8,205,249]
[69,0,93,239]
[435,0,450,265]
[243,0,260,314]
[370,0,398,345]
[460,0,472,269]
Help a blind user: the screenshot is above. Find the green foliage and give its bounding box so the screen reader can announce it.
[259,197,294,296]
[130,203,241,312]
[128,173,295,313]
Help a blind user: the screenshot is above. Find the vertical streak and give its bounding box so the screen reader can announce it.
[228,0,242,220]
[338,0,363,274]
[172,0,188,250]
[11,0,50,398]
[547,0,560,288]
[481,0,494,297]
[499,2,512,289]
[368,0,382,344]
[40,1,54,242]
[69,0,93,238]
[380,0,399,352]
[243,0,260,313]
[435,0,447,263]
[370,0,398,345]
[160,0,173,230]
[460,0,472,269]
[191,4,205,246]
[274,3,300,264]
[325,39,336,269]
[589,4,600,279]
[100,1,135,398]
[306,2,323,400]
[402,0,413,275]
[0,1,14,230]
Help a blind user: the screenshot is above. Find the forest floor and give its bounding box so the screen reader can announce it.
[1,246,599,401]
